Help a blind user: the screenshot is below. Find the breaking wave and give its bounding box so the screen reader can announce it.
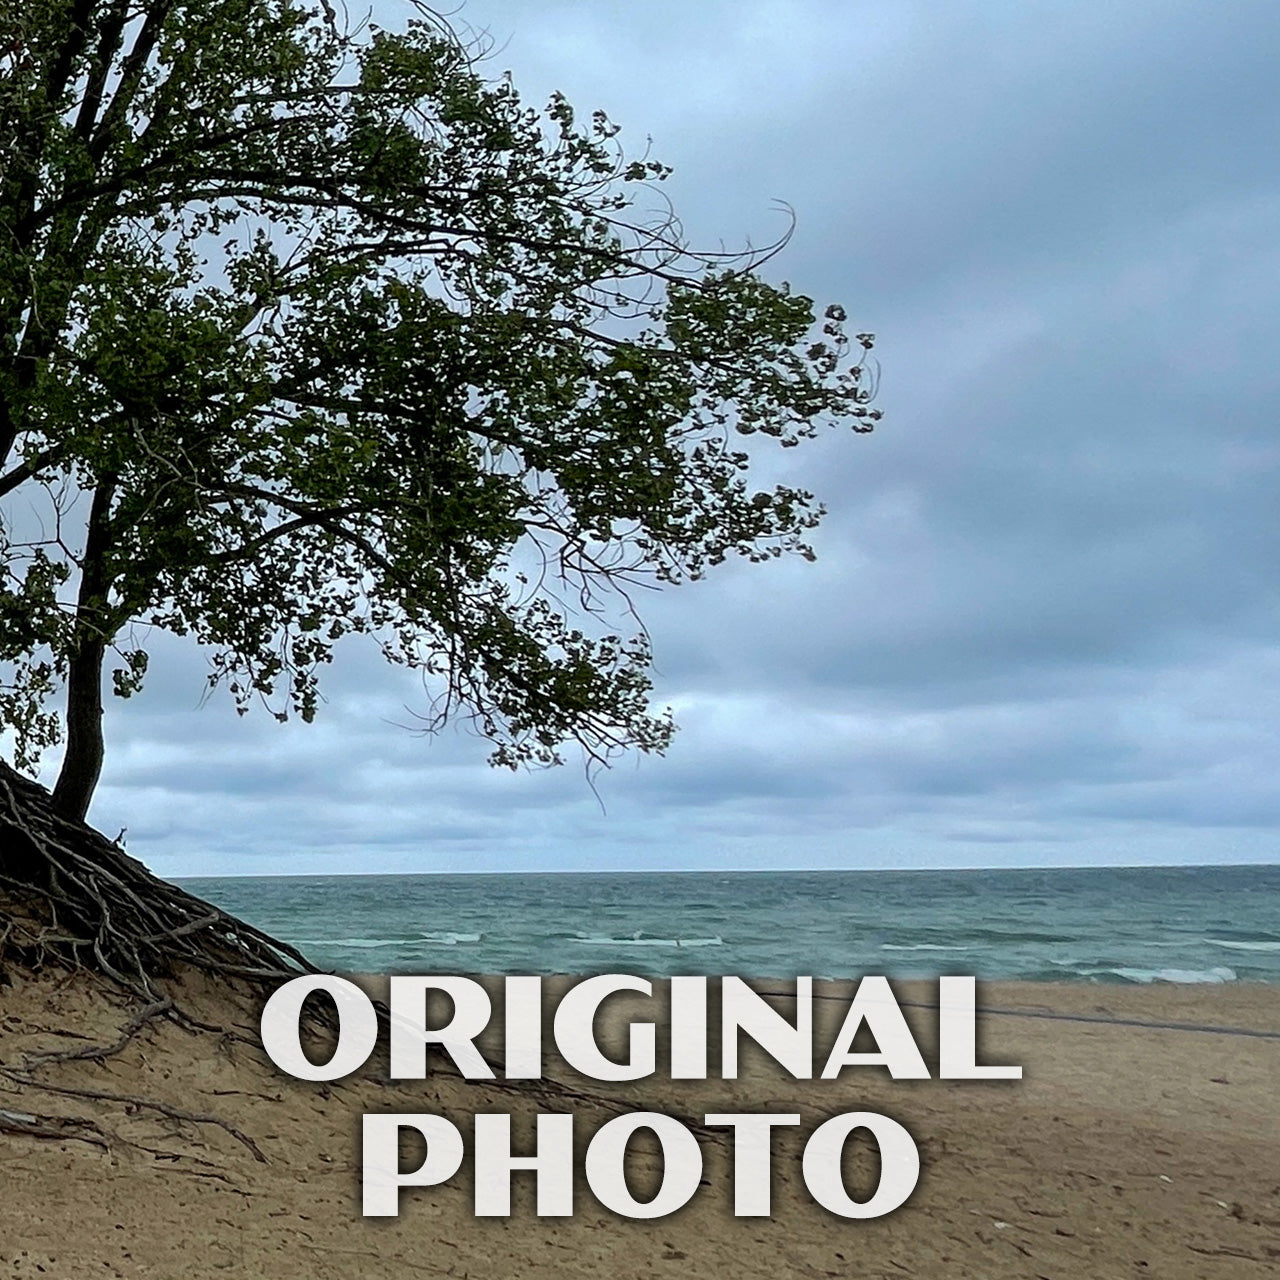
[573,933,724,949]
[292,937,402,949]
[880,943,974,953]
[1080,965,1237,985]
[291,931,481,949]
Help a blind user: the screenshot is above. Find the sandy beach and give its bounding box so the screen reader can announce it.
[1,970,1276,1278]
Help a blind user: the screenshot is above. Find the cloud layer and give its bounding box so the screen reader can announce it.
[67,0,1280,875]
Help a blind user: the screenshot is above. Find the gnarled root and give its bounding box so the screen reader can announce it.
[0,760,318,1002]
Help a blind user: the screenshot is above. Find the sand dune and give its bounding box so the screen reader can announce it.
[1,970,1277,1278]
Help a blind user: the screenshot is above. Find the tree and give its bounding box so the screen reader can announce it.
[1,2,877,839]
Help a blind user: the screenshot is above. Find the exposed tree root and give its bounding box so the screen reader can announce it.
[0,1105,112,1154]
[0,760,319,1003]
[18,997,174,1068]
[0,1067,268,1162]
[0,760,318,1167]
[0,761,610,1173]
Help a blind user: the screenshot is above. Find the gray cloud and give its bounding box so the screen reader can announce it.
[48,0,1280,875]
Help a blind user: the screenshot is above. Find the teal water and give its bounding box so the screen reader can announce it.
[177,865,1280,983]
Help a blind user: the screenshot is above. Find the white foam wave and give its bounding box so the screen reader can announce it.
[1205,938,1280,953]
[292,932,481,949]
[574,934,724,948]
[880,943,973,952]
[293,937,402,949]
[1099,965,1237,985]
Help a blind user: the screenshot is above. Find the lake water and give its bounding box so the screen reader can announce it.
[176,864,1280,984]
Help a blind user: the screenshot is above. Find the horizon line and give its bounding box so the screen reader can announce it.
[171,860,1280,881]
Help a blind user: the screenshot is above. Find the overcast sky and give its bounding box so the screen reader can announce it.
[74,0,1280,876]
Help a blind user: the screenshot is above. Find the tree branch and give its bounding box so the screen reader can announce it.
[0,448,60,500]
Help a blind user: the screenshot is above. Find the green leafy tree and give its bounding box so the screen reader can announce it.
[0,0,879,827]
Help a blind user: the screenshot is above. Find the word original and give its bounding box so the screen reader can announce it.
[260,973,1022,1083]
[260,974,1021,1219]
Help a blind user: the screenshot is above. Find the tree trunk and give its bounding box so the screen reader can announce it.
[51,477,116,823]
[50,634,107,823]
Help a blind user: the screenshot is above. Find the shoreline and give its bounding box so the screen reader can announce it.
[2,973,1277,1277]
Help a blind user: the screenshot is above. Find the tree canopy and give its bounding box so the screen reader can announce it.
[0,0,879,823]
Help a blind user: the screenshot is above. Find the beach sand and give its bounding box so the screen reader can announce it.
[1,970,1276,1278]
